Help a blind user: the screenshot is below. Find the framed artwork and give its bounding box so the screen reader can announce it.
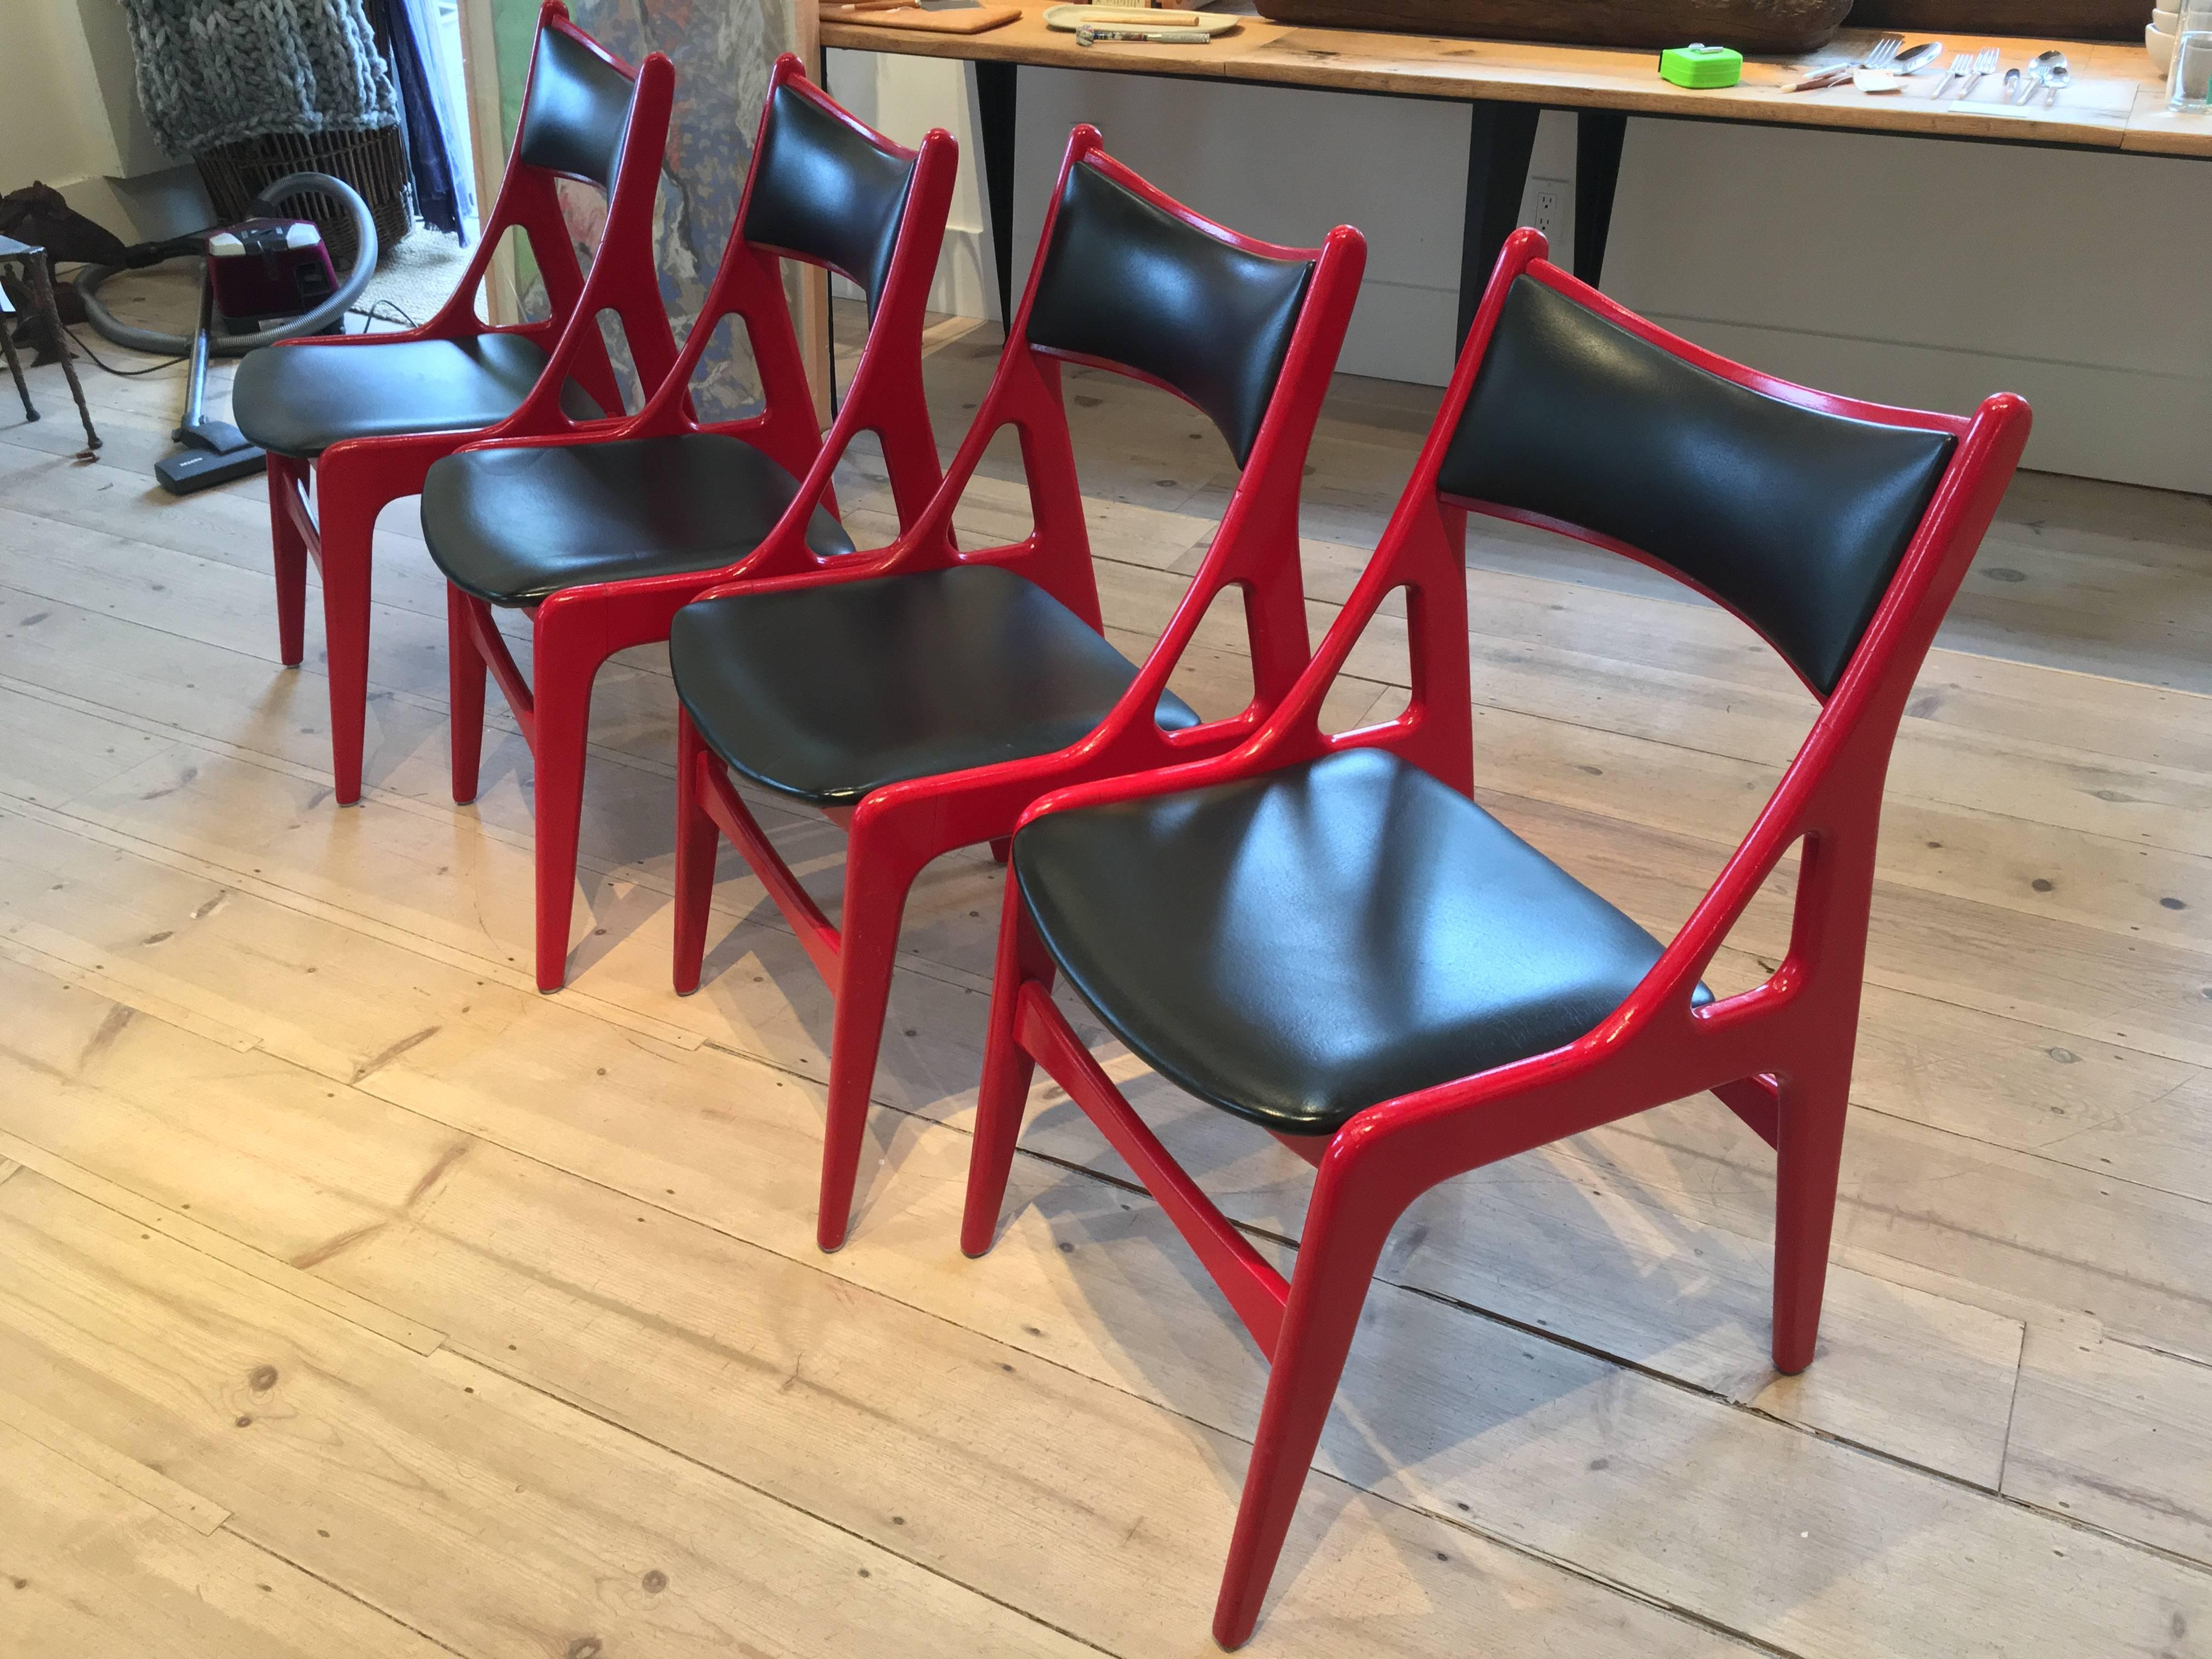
[467,0,822,419]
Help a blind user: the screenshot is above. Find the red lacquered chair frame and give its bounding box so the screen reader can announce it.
[442,55,958,992]
[960,227,2033,1649]
[671,125,1368,1251]
[263,0,672,805]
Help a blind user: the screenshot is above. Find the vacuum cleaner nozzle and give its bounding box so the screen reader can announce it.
[156,437,267,494]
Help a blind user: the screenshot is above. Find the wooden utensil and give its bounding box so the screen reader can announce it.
[820,0,1019,26]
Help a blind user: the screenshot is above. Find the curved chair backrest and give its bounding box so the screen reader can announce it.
[744,127,1366,759]
[413,2,675,425]
[1233,226,2028,1039]
[607,55,957,540]
[512,20,639,190]
[719,125,1364,769]
[1437,274,1956,696]
[741,79,922,311]
[1023,159,1316,468]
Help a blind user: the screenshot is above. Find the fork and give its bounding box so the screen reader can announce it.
[1931,52,1973,95]
[1956,45,1999,98]
[1788,33,1900,91]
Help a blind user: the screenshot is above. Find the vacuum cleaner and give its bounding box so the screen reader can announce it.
[76,172,378,494]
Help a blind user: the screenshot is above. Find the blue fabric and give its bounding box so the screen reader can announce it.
[385,0,476,241]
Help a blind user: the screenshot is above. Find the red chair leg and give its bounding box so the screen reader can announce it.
[447,585,487,805]
[1214,1179,1402,1650]
[315,494,376,806]
[1770,1057,1852,1374]
[529,614,601,994]
[961,882,1055,1257]
[672,709,718,997]
[988,836,1012,865]
[816,819,924,1252]
[268,456,308,668]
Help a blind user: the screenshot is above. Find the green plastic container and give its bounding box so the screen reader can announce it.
[1658,43,1744,88]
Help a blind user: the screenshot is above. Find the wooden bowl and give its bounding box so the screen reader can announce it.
[1249,0,1854,53]
[1845,0,2148,41]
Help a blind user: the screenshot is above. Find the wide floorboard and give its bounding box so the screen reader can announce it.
[1,308,2208,1657]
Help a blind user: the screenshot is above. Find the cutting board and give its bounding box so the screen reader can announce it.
[819,1,1023,30]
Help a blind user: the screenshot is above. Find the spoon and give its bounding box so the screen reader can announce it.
[2040,61,2072,105]
[1892,40,1945,74]
[2017,48,2065,101]
[2002,66,2021,101]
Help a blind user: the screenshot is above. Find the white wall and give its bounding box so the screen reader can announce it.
[821,52,1001,318]
[1604,120,2212,492]
[826,48,2212,492]
[3,0,130,187]
[1,0,207,239]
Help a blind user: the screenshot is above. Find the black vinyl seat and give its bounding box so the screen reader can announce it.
[1012,746,1706,1136]
[421,432,855,606]
[670,562,1200,807]
[232,334,603,460]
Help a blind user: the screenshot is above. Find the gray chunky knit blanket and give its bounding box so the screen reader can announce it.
[119,0,400,156]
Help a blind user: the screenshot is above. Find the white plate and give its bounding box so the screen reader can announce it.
[1042,5,1241,32]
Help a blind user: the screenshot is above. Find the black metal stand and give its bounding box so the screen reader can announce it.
[1574,110,1628,289]
[0,235,100,450]
[0,300,31,425]
[1457,101,1541,344]
[974,59,1019,329]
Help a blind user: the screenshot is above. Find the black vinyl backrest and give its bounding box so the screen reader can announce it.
[515,25,636,190]
[741,84,917,306]
[1440,277,1956,695]
[1024,162,1314,467]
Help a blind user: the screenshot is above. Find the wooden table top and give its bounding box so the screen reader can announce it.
[821,5,2212,160]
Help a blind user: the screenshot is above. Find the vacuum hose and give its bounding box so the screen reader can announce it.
[76,172,379,356]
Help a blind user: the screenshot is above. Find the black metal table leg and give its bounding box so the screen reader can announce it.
[1575,110,1627,289]
[974,59,1018,328]
[1458,100,1541,345]
[816,48,844,416]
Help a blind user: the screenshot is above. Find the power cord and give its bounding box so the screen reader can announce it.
[348,298,418,331]
[20,263,184,376]
[59,324,185,377]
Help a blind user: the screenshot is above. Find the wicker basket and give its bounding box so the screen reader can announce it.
[195,125,411,272]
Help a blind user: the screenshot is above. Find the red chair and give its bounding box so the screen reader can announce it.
[420,58,957,992]
[231,1,673,806]
[960,228,2032,1647]
[667,126,1368,1251]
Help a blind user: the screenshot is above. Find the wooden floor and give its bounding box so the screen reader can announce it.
[3,306,2210,1658]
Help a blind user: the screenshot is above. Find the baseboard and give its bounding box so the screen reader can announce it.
[1338,279,1458,388]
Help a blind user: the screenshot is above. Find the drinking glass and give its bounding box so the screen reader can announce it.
[2175,0,2212,110]
[2172,31,2212,109]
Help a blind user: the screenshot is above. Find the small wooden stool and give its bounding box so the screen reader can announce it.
[0,234,101,450]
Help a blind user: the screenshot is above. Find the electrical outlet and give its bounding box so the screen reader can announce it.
[1525,177,1568,241]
